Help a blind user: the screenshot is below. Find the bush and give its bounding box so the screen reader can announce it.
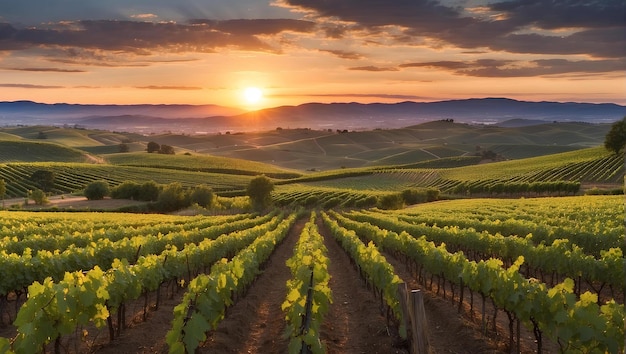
[426,188,440,202]
[84,180,110,200]
[157,182,189,212]
[139,181,160,201]
[30,189,48,205]
[189,185,214,208]
[401,188,426,205]
[111,181,141,199]
[246,175,274,210]
[378,193,404,210]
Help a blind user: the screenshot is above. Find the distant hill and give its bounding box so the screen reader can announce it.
[0,98,623,134]
[0,100,244,123]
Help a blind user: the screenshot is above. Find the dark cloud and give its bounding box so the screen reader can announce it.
[0,18,315,55]
[348,66,399,72]
[400,58,626,77]
[280,0,626,58]
[135,85,202,90]
[5,67,85,72]
[0,83,64,89]
[319,49,363,60]
[488,0,625,29]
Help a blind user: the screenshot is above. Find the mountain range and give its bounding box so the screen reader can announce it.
[0,98,623,134]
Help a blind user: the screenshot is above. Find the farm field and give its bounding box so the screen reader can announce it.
[0,121,624,354]
[0,195,623,354]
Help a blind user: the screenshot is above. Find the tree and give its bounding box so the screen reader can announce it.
[246,175,274,210]
[30,189,48,205]
[139,181,160,201]
[189,185,214,208]
[111,181,140,199]
[159,144,175,155]
[604,117,626,154]
[84,180,110,200]
[118,143,130,153]
[157,182,189,211]
[30,170,55,192]
[147,141,160,153]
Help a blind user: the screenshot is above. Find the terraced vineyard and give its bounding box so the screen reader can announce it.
[0,163,255,198]
[0,195,623,354]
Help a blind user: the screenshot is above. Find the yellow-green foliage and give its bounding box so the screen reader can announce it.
[441,147,614,181]
[106,152,300,178]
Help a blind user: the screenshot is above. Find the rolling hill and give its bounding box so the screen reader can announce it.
[1,98,623,134]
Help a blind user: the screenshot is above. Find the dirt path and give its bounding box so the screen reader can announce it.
[318,220,404,354]
[197,216,305,353]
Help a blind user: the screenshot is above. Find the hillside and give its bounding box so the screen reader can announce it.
[0,121,622,199]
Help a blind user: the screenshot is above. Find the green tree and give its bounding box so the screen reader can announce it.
[139,181,161,201]
[30,189,48,205]
[157,182,189,211]
[111,181,141,199]
[246,175,274,210]
[189,184,214,208]
[147,141,160,153]
[159,144,175,155]
[378,193,404,210]
[604,117,626,154]
[118,143,130,153]
[84,180,110,200]
[30,170,55,192]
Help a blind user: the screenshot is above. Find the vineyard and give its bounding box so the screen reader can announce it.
[0,195,623,354]
[0,122,624,353]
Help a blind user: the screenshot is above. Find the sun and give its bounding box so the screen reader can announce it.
[243,87,263,105]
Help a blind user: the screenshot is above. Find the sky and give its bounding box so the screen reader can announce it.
[0,0,624,109]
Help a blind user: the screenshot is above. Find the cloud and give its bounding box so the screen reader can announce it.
[275,93,434,100]
[4,67,86,72]
[131,14,158,19]
[319,49,363,60]
[348,66,399,72]
[279,0,626,58]
[488,0,624,29]
[135,85,202,90]
[0,83,64,89]
[0,18,316,55]
[400,58,626,77]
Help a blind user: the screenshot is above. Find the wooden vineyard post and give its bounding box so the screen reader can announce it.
[397,283,431,354]
[410,290,430,354]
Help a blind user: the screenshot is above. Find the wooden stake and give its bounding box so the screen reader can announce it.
[410,290,430,354]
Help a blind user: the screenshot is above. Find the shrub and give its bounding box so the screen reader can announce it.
[189,185,214,208]
[139,181,160,201]
[378,193,404,210]
[84,180,110,200]
[111,181,141,199]
[156,182,189,212]
[30,189,48,205]
[246,175,274,210]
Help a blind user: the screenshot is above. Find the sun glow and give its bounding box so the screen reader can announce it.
[243,87,263,105]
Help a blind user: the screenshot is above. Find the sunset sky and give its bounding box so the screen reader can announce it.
[0,0,624,109]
